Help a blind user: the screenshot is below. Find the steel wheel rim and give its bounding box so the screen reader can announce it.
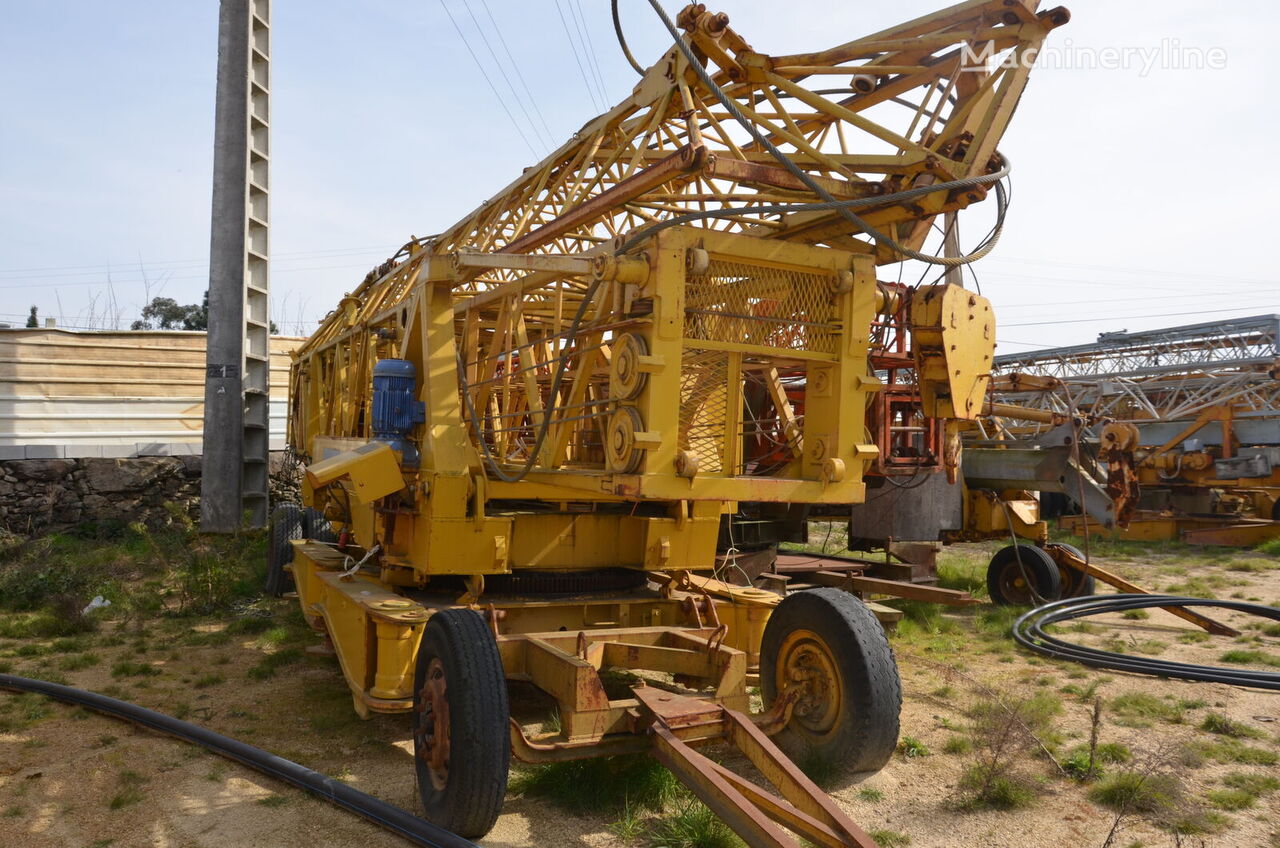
[415,656,450,791]
[775,628,843,735]
[997,561,1035,605]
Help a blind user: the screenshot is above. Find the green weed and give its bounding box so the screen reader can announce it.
[647,799,743,848]
[867,830,911,848]
[510,755,679,814]
[1219,649,1280,667]
[58,652,101,671]
[1205,788,1252,810]
[110,660,160,678]
[1089,771,1181,815]
[1199,714,1263,739]
[246,648,304,680]
[108,770,147,810]
[898,736,930,758]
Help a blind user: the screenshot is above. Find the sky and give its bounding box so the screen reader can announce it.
[1,0,1277,352]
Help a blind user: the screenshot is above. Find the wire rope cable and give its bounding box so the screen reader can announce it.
[459,276,605,483]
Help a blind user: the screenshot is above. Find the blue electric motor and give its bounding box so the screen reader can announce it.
[371,358,426,467]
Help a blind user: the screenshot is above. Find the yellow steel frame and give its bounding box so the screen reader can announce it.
[288,540,776,723]
[276,4,1068,811]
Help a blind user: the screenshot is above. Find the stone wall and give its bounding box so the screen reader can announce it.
[0,454,300,536]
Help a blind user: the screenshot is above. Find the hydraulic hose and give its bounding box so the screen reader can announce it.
[0,674,478,848]
[1013,595,1280,691]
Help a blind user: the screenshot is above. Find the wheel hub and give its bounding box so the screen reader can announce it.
[414,656,450,791]
[998,563,1035,605]
[776,629,842,734]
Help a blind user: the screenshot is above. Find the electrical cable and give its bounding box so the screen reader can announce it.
[460,0,550,154]
[612,0,645,75]
[436,0,540,158]
[477,0,558,149]
[569,0,610,104]
[639,0,1006,267]
[619,166,1008,252]
[0,674,478,848]
[1012,595,1280,691]
[554,0,606,112]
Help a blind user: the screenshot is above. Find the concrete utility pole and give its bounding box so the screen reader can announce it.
[202,0,271,532]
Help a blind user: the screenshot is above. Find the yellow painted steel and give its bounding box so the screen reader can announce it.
[279,0,1067,743]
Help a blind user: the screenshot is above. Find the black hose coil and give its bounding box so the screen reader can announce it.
[0,674,478,848]
[1012,595,1280,691]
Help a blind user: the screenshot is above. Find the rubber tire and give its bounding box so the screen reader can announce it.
[265,504,304,597]
[987,544,1063,607]
[1047,542,1096,599]
[302,507,338,543]
[1271,498,1280,522]
[413,609,510,839]
[760,588,901,775]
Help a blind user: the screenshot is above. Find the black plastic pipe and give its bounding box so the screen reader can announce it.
[0,674,477,848]
[1013,595,1280,691]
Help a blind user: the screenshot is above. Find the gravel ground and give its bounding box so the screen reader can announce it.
[1,541,1277,848]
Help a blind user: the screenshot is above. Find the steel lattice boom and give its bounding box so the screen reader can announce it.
[992,314,1280,427]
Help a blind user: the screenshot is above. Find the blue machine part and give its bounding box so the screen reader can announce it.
[371,359,426,467]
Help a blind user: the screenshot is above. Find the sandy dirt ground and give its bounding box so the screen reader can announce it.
[1,541,1277,848]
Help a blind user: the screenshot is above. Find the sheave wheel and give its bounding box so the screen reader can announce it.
[987,544,1063,607]
[265,503,303,597]
[760,588,901,775]
[1046,542,1096,599]
[412,609,510,839]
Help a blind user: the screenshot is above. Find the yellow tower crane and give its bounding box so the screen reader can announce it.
[275,2,1068,842]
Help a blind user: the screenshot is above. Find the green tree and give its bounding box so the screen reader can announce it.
[25,305,38,328]
[133,290,278,334]
[131,297,194,330]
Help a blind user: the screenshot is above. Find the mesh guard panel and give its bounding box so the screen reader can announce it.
[684,260,836,353]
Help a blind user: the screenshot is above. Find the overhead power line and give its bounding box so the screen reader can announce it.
[436,0,540,158]
[553,0,605,112]
[0,245,392,279]
[477,0,558,150]
[460,0,550,154]
[1004,305,1280,328]
[568,0,609,105]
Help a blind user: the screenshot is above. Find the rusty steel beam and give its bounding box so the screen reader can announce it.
[500,144,707,256]
[807,570,981,606]
[635,686,880,848]
[1054,549,1239,637]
